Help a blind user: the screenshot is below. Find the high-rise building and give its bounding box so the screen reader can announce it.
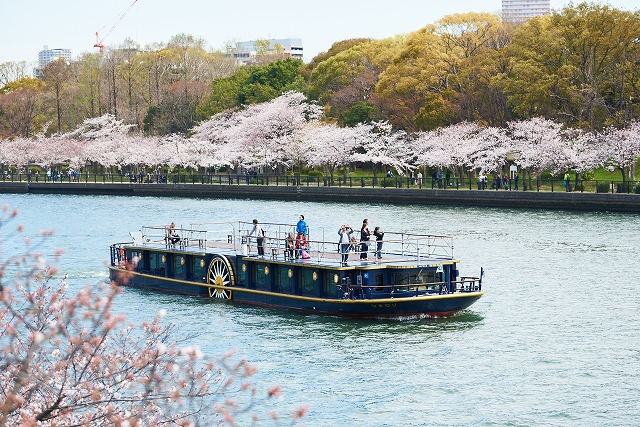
[502,0,550,22]
[35,45,72,77]
[228,38,303,65]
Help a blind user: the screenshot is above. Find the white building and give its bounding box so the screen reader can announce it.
[502,0,550,22]
[35,45,72,77]
[229,38,303,65]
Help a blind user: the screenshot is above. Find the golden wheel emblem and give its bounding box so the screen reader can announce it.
[207,255,235,299]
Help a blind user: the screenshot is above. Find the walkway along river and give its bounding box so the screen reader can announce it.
[1,181,640,212]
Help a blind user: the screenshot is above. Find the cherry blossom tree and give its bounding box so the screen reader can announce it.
[302,122,372,181]
[414,122,487,185]
[191,92,322,173]
[550,129,603,186]
[598,121,640,185]
[0,206,306,426]
[507,117,566,189]
[1,105,638,183]
[467,125,511,179]
[351,121,411,181]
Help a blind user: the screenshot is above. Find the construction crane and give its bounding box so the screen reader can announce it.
[94,0,139,53]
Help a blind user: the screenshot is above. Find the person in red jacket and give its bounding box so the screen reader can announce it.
[295,231,307,259]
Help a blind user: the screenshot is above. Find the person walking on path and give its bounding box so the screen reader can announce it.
[563,172,571,192]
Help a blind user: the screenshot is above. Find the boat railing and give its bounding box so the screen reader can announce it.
[138,223,238,250]
[189,222,238,249]
[236,224,455,262]
[381,232,454,260]
[336,277,482,300]
[135,221,455,262]
[237,221,308,244]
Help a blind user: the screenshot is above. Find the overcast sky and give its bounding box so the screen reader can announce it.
[1,0,638,65]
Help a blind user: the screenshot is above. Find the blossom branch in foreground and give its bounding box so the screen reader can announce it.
[0,207,306,426]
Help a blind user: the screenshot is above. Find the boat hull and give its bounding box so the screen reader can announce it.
[109,266,483,318]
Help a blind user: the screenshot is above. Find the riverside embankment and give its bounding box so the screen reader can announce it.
[2,181,640,212]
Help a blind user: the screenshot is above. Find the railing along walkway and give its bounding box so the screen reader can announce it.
[7,172,640,195]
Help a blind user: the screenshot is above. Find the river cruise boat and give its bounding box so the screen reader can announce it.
[108,221,484,318]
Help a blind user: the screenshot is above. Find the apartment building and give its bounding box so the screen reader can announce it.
[229,38,303,65]
[502,0,550,22]
[35,46,72,77]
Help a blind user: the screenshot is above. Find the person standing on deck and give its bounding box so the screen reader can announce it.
[374,226,385,259]
[248,219,265,256]
[338,224,354,266]
[360,219,371,260]
[296,215,308,237]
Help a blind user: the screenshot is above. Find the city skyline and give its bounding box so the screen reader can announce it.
[1,0,638,66]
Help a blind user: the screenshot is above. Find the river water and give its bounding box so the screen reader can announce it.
[2,193,639,426]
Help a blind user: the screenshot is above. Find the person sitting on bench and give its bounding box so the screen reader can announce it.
[285,232,295,259]
[168,222,180,245]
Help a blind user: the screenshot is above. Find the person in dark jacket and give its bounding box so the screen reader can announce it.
[360,219,371,260]
[374,227,385,259]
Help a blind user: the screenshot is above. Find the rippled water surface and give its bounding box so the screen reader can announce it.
[3,194,640,426]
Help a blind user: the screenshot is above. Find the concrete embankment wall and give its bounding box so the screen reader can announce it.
[1,182,639,213]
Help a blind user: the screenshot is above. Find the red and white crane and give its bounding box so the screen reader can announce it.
[94,0,139,53]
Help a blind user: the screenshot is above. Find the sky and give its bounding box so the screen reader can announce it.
[1,0,638,65]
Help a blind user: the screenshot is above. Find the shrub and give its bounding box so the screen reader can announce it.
[596,183,611,193]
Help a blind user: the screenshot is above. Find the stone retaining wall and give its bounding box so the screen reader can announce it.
[1,182,639,213]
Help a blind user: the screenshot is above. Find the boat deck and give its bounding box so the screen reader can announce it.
[127,221,459,270]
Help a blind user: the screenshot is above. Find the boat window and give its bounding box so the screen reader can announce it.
[394,271,442,286]
[192,257,204,281]
[147,252,166,276]
[301,269,316,294]
[174,256,184,276]
[324,273,337,297]
[149,252,160,268]
[254,264,269,290]
[239,262,247,283]
[277,266,292,292]
[374,273,384,291]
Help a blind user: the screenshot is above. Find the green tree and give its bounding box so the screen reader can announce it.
[300,38,372,81]
[196,66,252,118]
[73,53,104,119]
[377,12,507,131]
[143,80,210,135]
[307,37,404,125]
[340,101,374,126]
[240,58,305,104]
[196,58,306,120]
[501,3,640,129]
[40,58,72,133]
[0,77,45,137]
[116,38,146,127]
[376,25,452,131]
